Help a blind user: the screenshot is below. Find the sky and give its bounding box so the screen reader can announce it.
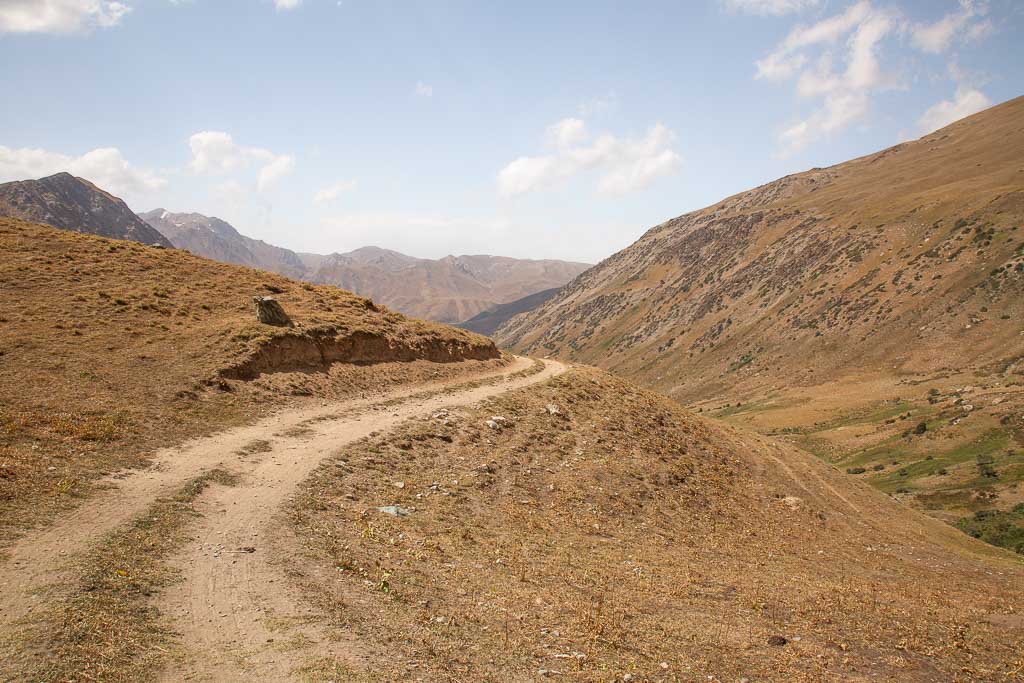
[0,0,1022,263]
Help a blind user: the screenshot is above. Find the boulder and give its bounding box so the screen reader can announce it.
[252,296,293,327]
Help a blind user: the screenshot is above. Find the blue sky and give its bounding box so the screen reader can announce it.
[1,0,1021,262]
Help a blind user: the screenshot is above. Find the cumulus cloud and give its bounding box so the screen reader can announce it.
[910,0,990,54]
[917,87,991,134]
[188,131,294,192]
[414,82,433,97]
[723,0,821,16]
[755,1,871,81]
[754,1,903,154]
[274,0,301,10]
[0,144,166,198]
[256,154,295,191]
[545,118,588,149]
[0,0,130,34]
[313,179,357,204]
[498,121,680,198]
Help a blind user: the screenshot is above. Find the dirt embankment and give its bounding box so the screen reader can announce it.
[221,328,500,380]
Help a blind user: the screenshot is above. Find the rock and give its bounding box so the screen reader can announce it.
[781,495,802,510]
[767,635,788,646]
[252,296,293,327]
[378,505,412,517]
[546,403,561,415]
[486,416,507,429]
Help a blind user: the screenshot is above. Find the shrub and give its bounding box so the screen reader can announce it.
[846,467,866,475]
[913,422,927,435]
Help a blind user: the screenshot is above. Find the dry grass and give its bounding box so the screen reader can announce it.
[285,367,1024,681]
[0,217,501,548]
[7,469,238,682]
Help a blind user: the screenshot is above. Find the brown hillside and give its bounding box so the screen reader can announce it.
[287,366,1024,681]
[0,217,500,545]
[499,96,1024,536]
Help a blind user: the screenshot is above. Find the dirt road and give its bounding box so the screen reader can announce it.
[0,356,566,680]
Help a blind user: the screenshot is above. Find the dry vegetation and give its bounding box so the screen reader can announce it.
[7,469,237,683]
[0,217,501,547]
[285,367,1024,682]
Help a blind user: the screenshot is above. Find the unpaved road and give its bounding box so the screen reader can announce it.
[0,356,566,680]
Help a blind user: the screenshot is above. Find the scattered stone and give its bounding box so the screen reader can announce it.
[378,505,412,517]
[781,495,802,510]
[252,296,293,327]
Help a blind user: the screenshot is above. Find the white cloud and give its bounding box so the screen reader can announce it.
[965,18,993,42]
[723,0,821,16]
[274,0,301,10]
[0,0,130,34]
[414,81,433,97]
[755,1,902,154]
[545,118,588,149]
[187,131,294,193]
[917,87,991,134]
[188,131,247,174]
[0,144,166,198]
[313,179,357,204]
[910,1,990,54]
[498,121,680,198]
[256,154,294,191]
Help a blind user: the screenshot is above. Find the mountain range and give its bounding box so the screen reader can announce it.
[141,209,591,324]
[0,174,588,326]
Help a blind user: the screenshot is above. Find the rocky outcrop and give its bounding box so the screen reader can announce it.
[221,329,500,380]
[253,296,293,327]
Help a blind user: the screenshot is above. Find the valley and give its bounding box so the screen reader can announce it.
[1,83,1022,683]
[499,96,1024,551]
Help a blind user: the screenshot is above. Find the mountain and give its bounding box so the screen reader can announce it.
[140,210,590,324]
[139,209,310,279]
[456,286,562,335]
[310,250,590,323]
[499,96,1024,537]
[0,172,172,247]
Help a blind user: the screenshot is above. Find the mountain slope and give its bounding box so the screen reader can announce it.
[0,173,172,247]
[498,96,1024,532]
[139,209,309,279]
[140,210,590,324]
[501,96,1024,397]
[457,286,562,335]
[311,250,590,323]
[0,216,500,546]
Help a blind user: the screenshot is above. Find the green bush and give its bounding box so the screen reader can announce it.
[956,507,1024,554]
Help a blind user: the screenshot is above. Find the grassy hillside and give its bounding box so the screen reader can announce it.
[287,366,1024,681]
[0,217,500,546]
[499,96,1024,541]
